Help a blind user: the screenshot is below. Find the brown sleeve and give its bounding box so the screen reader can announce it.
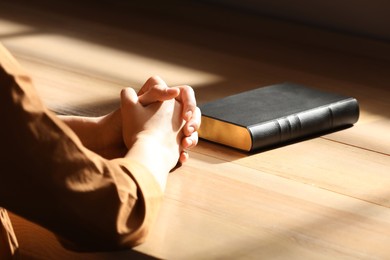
[0,43,163,251]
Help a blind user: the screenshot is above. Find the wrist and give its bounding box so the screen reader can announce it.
[125,136,177,191]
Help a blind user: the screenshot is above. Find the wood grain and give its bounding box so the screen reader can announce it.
[1,0,389,259]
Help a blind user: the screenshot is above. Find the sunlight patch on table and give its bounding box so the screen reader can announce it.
[1,29,223,87]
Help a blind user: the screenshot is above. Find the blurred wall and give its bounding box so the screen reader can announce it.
[202,0,390,41]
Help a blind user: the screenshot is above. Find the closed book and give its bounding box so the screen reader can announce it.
[198,82,359,151]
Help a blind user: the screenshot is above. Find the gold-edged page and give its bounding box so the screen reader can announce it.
[199,116,251,151]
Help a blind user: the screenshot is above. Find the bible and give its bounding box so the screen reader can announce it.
[198,82,359,151]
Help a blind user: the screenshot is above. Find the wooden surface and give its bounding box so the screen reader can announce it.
[1,1,390,259]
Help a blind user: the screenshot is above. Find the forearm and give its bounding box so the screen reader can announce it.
[58,115,101,149]
[1,87,161,250]
[0,44,162,250]
[58,109,126,158]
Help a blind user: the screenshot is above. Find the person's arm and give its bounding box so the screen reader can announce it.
[58,110,127,159]
[0,43,175,250]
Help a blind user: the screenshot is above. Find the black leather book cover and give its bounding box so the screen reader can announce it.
[199,82,359,151]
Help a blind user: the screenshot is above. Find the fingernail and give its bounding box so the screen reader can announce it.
[188,126,194,134]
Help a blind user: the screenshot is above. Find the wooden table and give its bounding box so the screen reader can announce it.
[1,1,389,259]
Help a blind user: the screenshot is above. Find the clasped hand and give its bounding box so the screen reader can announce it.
[121,76,201,180]
[60,76,201,180]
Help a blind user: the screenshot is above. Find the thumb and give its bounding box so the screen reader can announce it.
[121,87,138,108]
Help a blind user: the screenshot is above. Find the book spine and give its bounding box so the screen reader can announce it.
[249,98,359,151]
